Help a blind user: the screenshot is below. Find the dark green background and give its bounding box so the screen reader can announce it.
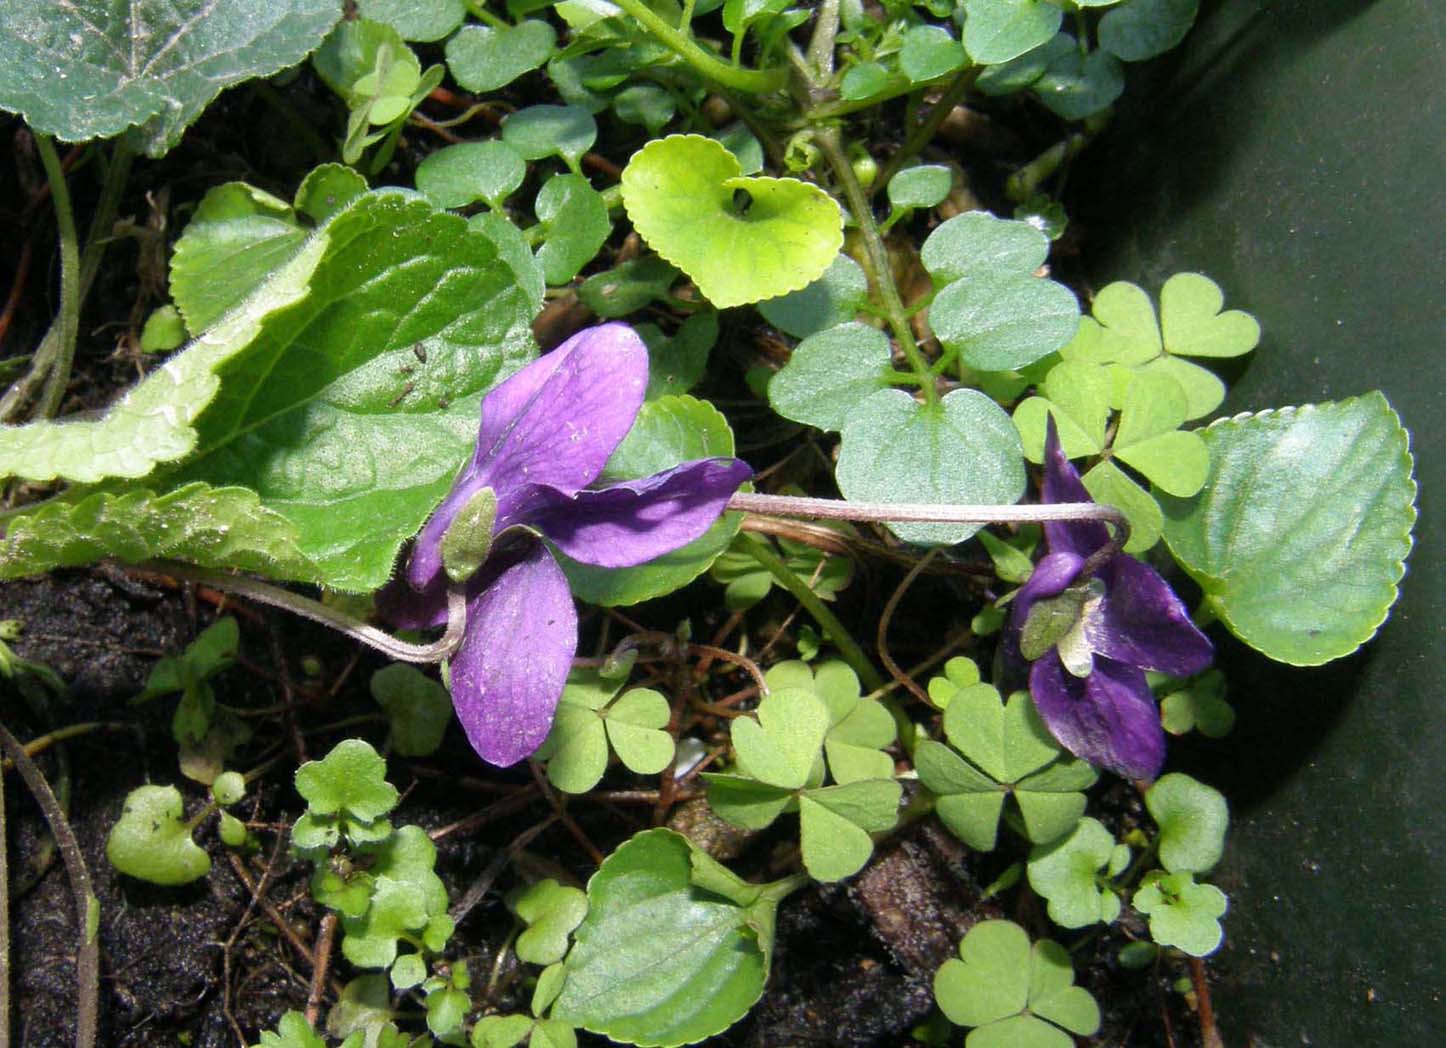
[1074,0,1443,1042]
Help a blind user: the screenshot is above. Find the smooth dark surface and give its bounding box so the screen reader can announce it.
[1073,0,1443,1042]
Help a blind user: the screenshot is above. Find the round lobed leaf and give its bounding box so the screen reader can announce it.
[1145,773,1229,874]
[106,784,211,885]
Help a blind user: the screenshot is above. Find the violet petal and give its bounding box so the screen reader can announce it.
[1029,654,1166,780]
[448,543,578,766]
[527,458,753,568]
[1041,418,1110,558]
[475,322,649,497]
[1088,556,1214,677]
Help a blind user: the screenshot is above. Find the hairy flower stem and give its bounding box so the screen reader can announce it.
[816,129,936,403]
[727,492,1131,563]
[609,0,788,94]
[738,532,885,692]
[0,720,97,1048]
[132,562,468,664]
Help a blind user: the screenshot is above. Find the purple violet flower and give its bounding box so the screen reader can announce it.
[1009,421,1213,780]
[385,323,751,767]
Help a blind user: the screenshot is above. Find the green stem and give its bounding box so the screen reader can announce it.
[609,0,788,94]
[739,532,884,692]
[816,130,935,404]
[802,70,959,123]
[78,140,132,302]
[805,0,841,78]
[869,67,979,197]
[0,137,80,423]
[0,720,97,1048]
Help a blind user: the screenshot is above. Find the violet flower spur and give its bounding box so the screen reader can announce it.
[1008,421,1213,780]
[385,323,752,767]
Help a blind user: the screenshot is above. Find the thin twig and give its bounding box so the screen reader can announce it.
[225,851,317,971]
[527,761,604,865]
[222,833,286,1046]
[305,914,338,1025]
[267,623,307,766]
[876,550,942,705]
[0,720,97,1048]
[1188,956,1224,1048]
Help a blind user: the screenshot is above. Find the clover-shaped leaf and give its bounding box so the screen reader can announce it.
[923,211,1080,372]
[445,20,557,93]
[768,323,897,433]
[511,879,589,966]
[370,664,453,758]
[837,388,1026,546]
[537,669,676,793]
[292,739,398,852]
[757,253,869,339]
[732,687,829,789]
[1026,817,1122,928]
[1145,773,1228,874]
[106,784,211,886]
[1161,394,1416,665]
[961,0,1064,65]
[934,920,1101,1047]
[416,140,527,211]
[1158,670,1235,738]
[1133,871,1228,956]
[1065,273,1260,418]
[817,671,897,785]
[799,780,902,882]
[622,134,843,309]
[926,656,982,709]
[916,686,1094,849]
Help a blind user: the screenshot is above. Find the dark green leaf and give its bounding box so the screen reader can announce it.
[445,20,558,92]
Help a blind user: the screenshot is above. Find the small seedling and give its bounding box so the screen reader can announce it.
[106,784,211,886]
[292,739,399,853]
[1026,816,1129,928]
[1133,871,1229,957]
[509,879,589,966]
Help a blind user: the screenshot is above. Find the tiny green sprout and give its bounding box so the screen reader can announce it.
[139,304,187,353]
[1026,816,1123,928]
[1133,871,1229,957]
[210,770,246,807]
[1145,773,1229,874]
[914,683,1096,850]
[250,1011,339,1048]
[882,164,953,230]
[134,616,239,753]
[293,739,399,854]
[934,920,1101,1048]
[424,960,472,1038]
[337,825,455,986]
[1157,669,1235,738]
[977,526,1039,585]
[370,663,453,757]
[106,784,211,886]
[535,667,675,794]
[218,812,248,849]
[509,879,589,966]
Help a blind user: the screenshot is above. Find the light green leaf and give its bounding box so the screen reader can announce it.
[605,688,675,775]
[136,616,239,703]
[1099,0,1200,62]
[295,739,398,822]
[1132,871,1227,956]
[768,322,896,432]
[1026,817,1122,928]
[1159,394,1417,665]
[900,25,966,82]
[1089,282,1163,364]
[962,0,1063,65]
[1159,670,1234,737]
[621,134,843,309]
[162,189,537,592]
[512,879,589,966]
[0,0,340,155]
[553,829,780,1046]
[840,61,893,101]
[1112,370,1209,497]
[359,0,466,42]
[1145,773,1229,874]
[943,685,1059,784]
[0,483,317,581]
[1012,360,1112,460]
[534,174,611,284]
[732,688,830,789]
[445,20,557,92]
[836,388,1026,545]
[559,395,744,606]
[887,165,953,213]
[1159,271,1261,359]
[416,140,527,210]
[798,780,901,882]
[702,773,794,831]
[1080,459,1164,553]
[757,254,869,339]
[106,784,211,885]
[613,83,676,135]
[920,211,1049,286]
[503,104,597,171]
[471,1015,533,1048]
[370,664,453,757]
[140,304,187,353]
[536,667,628,793]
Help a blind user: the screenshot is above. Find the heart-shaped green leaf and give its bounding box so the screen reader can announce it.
[900,25,966,82]
[1031,40,1125,120]
[370,664,453,758]
[0,0,340,155]
[943,685,1059,784]
[962,0,1063,65]
[1099,0,1200,62]
[445,20,557,93]
[768,322,896,433]
[1132,871,1228,956]
[106,784,211,885]
[503,105,597,172]
[358,0,465,42]
[702,774,794,831]
[512,879,589,966]
[732,688,829,789]
[534,174,611,285]
[621,135,843,308]
[757,254,869,339]
[1159,271,1261,359]
[604,688,675,775]
[416,140,526,210]
[1026,817,1122,928]
[799,780,902,882]
[1159,394,1417,665]
[836,388,1026,545]
[1145,773,1229,874]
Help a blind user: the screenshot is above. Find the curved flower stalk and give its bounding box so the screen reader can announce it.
[386,323,752,766]
[1009,421,1213,780]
